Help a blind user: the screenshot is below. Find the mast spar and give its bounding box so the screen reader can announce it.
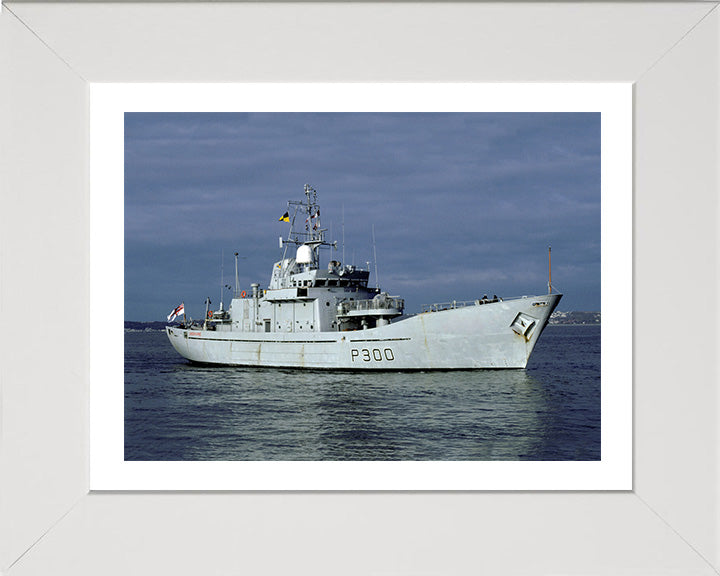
[220,249,224,310]
[372,224,379,290]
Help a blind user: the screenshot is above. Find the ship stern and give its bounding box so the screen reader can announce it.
[165,326,191,361]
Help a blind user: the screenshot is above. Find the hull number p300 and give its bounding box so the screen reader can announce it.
[351,348,395,362]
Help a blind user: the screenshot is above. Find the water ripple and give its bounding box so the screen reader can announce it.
[125,325,600,461]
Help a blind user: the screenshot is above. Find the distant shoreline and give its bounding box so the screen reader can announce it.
[547,322,601,326]
[125,311,601,332]
[548,311,601,326]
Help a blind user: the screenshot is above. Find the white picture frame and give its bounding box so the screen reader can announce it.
[2,2,718,574]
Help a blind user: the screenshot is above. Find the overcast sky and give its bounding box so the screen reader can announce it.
[125,112,600,321]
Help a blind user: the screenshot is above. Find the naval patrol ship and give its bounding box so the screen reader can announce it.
[166,184,561,369]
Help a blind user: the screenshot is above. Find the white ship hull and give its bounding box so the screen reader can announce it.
[166,293,561,370]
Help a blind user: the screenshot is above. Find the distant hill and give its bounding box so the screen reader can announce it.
[549,311,600,325]
[125,321,172,332]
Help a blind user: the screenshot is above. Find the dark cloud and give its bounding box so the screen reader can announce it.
[125,112,600,320]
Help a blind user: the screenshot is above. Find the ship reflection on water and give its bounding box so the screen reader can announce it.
[310,370,554,461]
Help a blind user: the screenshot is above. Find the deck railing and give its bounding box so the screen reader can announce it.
[420,295,533,313]
[338,297,404,315]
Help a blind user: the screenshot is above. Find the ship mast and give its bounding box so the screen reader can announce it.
[234,252,239,296]
[219,249,224,311]
[203,296,211,329]
[280,184,336,269]
[548,246,552,294]
[372,224,379,290]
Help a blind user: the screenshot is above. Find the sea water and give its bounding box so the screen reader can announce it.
[124,325,600,461]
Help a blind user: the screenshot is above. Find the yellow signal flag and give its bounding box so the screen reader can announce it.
[279,211,290,222]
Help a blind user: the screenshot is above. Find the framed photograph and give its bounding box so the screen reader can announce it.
[90,83,631,491]
[2,2,718,574]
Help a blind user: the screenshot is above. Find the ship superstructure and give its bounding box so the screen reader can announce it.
[166,185,561,369]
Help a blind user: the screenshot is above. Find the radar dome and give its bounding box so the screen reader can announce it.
[296,244,313,264]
